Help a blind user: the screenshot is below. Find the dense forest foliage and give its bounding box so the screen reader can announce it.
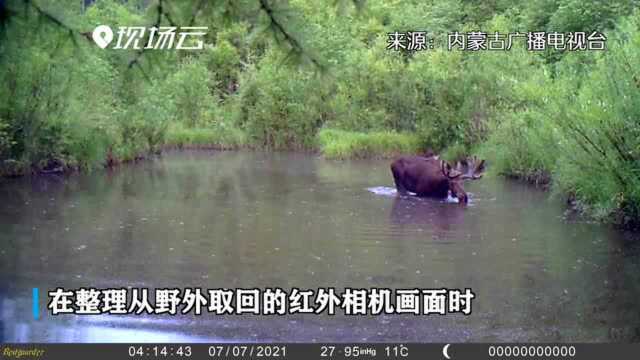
[1,0,640,227]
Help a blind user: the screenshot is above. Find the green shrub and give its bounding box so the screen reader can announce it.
[479,109,559,185]
[202,39,242,95]
[0,118,11,158]
[550,15,640,225]
[236,50,328,149]
[129,80,177,153]
[166,58,218,127]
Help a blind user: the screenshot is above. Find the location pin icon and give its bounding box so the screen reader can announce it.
[92,25,114,49]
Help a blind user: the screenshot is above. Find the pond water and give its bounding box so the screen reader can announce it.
[1,150,639,342]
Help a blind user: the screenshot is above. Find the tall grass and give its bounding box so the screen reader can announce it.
[318,129,422,159]
[164,123,247,150]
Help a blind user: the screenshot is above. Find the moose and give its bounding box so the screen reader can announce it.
[390,153,485,204]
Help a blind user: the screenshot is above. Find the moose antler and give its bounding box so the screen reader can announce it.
[455,156,486,180]
[440,160,463,179]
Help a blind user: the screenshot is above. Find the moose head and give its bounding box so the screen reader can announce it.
[439,156,486,204]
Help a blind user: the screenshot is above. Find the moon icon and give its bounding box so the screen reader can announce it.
[443,344,451,359]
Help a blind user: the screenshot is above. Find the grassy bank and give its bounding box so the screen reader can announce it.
[164,124,247,150]
[317,129,422,159]
[0,127,423,175]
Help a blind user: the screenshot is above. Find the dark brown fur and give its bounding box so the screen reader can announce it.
[390,155,485,204]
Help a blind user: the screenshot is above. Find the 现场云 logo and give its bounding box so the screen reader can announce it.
[92,25,114,49]
[91,25,207,50]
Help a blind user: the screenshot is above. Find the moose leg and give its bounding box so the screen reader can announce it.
[390,163,408,195]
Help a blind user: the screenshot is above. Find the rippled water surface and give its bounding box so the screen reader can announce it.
[1,151,640,342]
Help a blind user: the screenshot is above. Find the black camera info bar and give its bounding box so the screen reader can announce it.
[1,343,638,360]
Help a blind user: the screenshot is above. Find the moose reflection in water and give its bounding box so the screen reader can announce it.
[390,195,467,237]
[390,153,486,204]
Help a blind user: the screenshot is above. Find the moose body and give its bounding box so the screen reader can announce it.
[390,156,450,197]
[390,155,485,204]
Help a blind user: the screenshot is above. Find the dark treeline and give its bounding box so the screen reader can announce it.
[1,0,640,227]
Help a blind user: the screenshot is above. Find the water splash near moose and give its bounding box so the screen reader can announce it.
[366,186,462,203]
